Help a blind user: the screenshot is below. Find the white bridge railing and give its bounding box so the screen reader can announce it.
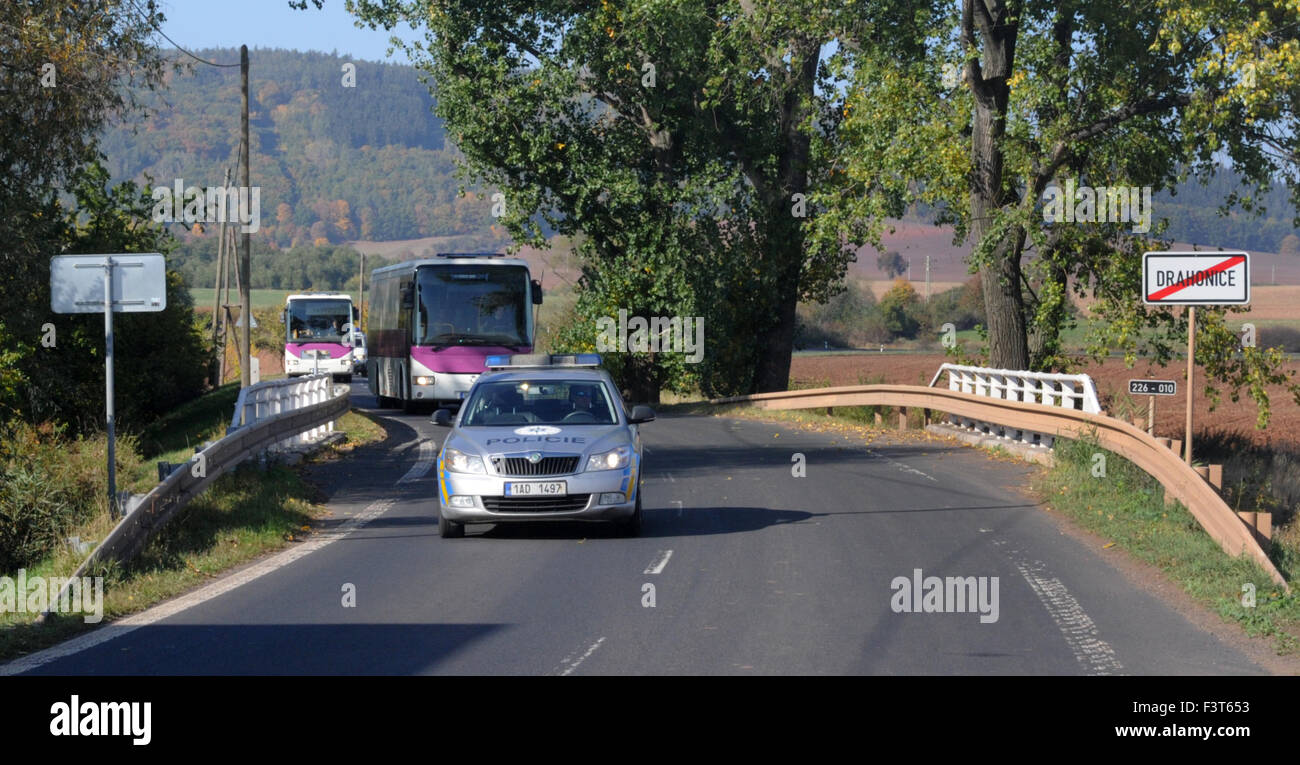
[230,373,337,448]
[928,363,1102,449]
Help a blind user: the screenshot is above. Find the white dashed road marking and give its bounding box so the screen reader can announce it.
[867,449,937,482]
[644,550,673,575]
[557,637,606,676]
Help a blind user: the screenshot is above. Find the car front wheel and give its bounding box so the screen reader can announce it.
[439,512,464,538]
[619,489,642,537]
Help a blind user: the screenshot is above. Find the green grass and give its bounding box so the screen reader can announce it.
[0,407,387,662]
[133,381,241,459]
[1035,435,1299,653]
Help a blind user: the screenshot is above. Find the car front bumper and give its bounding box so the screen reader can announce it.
[438,464,638,524]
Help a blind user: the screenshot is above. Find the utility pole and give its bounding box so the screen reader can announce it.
[359,250,365,331]
[925,254,931,302]
[211,166,230,385]
[239,44,252,389]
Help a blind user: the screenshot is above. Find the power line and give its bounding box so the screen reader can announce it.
[125,0,240,68]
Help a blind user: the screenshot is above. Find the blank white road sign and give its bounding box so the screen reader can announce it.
[51,254,166,313]
[1142,251,1249,305]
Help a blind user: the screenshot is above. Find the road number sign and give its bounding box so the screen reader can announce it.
[1129,379,1176,396]
[1142,251,1249,305]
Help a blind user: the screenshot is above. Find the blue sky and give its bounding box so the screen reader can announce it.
[156,0,424,63]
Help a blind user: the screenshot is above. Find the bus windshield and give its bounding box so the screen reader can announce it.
[416,264,528,347]
[288,299,351,344]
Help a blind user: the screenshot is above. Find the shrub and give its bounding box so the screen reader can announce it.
[0,421,141,572]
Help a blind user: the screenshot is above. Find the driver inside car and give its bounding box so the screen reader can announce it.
[570,385,595,413]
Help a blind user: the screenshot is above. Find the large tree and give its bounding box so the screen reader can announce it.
[333,0,932,396]
[0,1,208,428]
[816,0,1300,424]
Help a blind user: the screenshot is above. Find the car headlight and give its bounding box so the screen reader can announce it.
[586,445,631,471]
[443,447,485,474]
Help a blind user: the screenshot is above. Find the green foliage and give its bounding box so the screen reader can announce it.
[341,0,939,397]
[169,237,390,291]
[879,279,921,338]
[8,160,210,432]
[817,0,1300,423]
[0,423,142,572]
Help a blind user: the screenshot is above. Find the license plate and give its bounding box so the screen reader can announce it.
[505,481,566,496]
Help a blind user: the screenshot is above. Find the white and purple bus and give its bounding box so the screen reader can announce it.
[283,292,358,382]
[367,253,542,411]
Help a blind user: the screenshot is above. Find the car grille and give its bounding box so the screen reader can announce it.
[492,455,580,477]
[482,494,591,513]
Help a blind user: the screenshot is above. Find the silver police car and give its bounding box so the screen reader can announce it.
[431,354,655,538]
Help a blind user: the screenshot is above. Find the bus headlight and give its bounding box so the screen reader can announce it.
[415,376,434,386]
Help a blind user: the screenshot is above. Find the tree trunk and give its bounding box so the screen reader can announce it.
[752,40,819,394]
[965,0,1030,371]
[753,241,802,393]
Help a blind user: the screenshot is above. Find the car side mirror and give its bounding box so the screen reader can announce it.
[531,279,543,305]
[432,408,453,427]
[628,405,655,424]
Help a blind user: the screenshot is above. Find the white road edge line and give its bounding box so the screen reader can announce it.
[397,441,436,484]
[558,637,606,676]
[644,549,673,575]
[0,498,396,676]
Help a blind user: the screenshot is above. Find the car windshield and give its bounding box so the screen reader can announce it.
[461,380,617,426]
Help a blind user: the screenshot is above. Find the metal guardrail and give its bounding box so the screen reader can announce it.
[928,363,1102,412]
[230,373,336,447]
[709,381,1287,588]
[50,375,350,604]
[926,363,1102,450]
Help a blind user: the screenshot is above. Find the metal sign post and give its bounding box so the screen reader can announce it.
[51,254,166,518]
[1142,251,1250,465]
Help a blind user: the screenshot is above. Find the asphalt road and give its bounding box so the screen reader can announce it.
[7,382,1264,675]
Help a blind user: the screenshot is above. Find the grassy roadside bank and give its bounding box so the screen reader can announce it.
[1034,435,1299,654]
[0,406,386,664]
[668,400,1300,653]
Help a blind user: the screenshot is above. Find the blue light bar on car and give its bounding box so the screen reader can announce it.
[485,353,602,370]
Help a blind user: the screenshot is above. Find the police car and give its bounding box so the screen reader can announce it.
[431,354,654,538]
